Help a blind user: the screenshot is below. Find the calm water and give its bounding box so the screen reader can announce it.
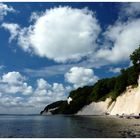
[0,115,140,138]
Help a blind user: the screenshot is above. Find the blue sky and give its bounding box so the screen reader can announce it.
[0,2,140,114]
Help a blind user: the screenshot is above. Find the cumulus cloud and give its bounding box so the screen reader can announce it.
[2,3,140,68]
[0,72,71,113]
[0,71,33,95]
[3,6,101,63]
[0,3,15,20]
[65,67,99,88]
[27,78,69,107]
[96,19,140,64]
[95,2,140,65]
[0,96,24,107]
[0,95,37,114]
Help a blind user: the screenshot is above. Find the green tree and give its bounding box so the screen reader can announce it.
[114,71,127,95]
[130,46,140,73]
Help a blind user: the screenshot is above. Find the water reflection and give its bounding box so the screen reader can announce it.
[0,115,139,138]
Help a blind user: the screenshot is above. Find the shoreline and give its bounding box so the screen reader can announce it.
[41,113,140,120]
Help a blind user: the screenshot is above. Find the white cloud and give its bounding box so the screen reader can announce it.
[0,73,71,113]
[1,71,25,84]
[0,95,37,114]
[3,4,140,69]
[109,67,121,73]
[120,3,140,17]
[27,78,69,108]
[0,3,15,20]
[1,23,20,42]
[29,11,42,22]
[3,6,101,63]
[96,19,140,63]
[95,3,140,65]
[0,96,24,107]
[65,67,99,88]
[0,71,33,95]
[37,78,51,90]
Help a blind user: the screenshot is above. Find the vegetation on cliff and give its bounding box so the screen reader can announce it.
[41,47,140,115]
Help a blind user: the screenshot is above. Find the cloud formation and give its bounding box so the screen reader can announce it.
[0,96,24,107]
[120,2,140,17]
[0,71,70,113]
[2,3,140,68]
[65,67,99,88]
[96,17,140,64]
[2,23,20,42]
[3,6,101,63]
[0,3,15,20]
[27,78,69,108]
[0,71,33,95]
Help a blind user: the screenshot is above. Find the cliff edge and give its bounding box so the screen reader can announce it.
[41,75,140,116]
[41,47,140,116]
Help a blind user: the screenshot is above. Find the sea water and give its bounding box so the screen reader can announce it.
[0,115,140,138]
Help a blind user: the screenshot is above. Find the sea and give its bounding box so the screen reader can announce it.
[0,114,140,138]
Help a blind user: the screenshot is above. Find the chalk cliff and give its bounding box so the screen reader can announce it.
[77,98,112,115]
[76,75,140,116]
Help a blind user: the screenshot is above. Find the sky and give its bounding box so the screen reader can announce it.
[0,2,140,114]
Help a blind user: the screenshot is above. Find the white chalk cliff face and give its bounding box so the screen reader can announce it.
[77,98,112,115]
[77,75,140,116]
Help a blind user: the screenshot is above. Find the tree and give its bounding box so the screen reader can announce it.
[130,46,140,73]
[130,46,140,65]
[114,74,127,95]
